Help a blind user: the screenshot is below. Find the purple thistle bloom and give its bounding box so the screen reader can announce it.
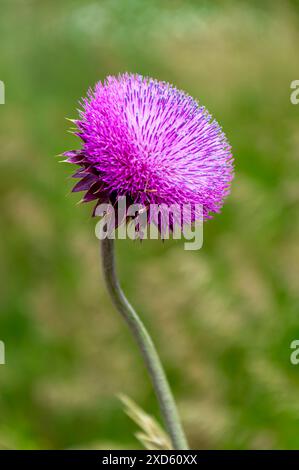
[63,73,234,223]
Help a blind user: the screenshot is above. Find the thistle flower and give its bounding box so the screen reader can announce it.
[63,73,233,222]
[62,74,234,450]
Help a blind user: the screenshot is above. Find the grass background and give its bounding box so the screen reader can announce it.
[0,0,299,449]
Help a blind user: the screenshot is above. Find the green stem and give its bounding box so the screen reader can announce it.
[101,237,189,450]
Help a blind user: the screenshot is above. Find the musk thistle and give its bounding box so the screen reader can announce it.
[63,73,234,450]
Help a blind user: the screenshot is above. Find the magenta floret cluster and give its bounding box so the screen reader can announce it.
[64,73,234,222]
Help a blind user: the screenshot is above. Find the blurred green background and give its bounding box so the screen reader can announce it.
[1,0,299,450]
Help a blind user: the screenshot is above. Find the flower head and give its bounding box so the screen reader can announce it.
[63,73,233,223]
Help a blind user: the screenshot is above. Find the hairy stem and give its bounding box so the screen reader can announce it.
[101,237,189,450]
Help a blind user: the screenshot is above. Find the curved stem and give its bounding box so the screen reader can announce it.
[101,237,189,450]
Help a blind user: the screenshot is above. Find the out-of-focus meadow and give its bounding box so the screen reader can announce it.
[1,0,299,449]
